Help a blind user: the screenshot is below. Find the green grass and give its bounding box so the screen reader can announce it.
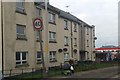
[6,62,119,79]
[75,62,119,72]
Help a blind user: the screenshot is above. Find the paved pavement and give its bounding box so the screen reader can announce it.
[0,71,2,80]
[52,66,120,79]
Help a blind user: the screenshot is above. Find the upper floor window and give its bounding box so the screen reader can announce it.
[49,31,56,42]
[36,30,40,41]
[64,20,68,29]
[87,27,89,35]
[16,24,26,40]
[87,40,89,47]
[36,7,41,18]
[48,12,55,24]
[64,36,68,46]
[36,51,42,64]
[16,51,27,65]
[74,23,77,32]
[16,0,25,13]
[49,51,57,62]
[74,38,77,46]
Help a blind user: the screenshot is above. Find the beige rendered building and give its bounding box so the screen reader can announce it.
[0,1,96,76]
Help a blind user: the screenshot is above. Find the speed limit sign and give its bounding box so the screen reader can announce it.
[33,18,43,30]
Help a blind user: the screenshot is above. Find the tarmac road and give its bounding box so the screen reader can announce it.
[51,66,120,79]
[68,66,119,78]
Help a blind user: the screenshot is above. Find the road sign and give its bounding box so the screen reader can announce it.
[33,18,43,30]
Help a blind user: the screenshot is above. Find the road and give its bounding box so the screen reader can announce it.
[51,66,120,79]
[0,71,2,80]
[68,66,119,78]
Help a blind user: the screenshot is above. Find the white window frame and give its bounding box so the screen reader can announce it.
[36,51,42,63]
[49,32,56,41]
[87,27,89,35]
[64,20,68,29]
[16,24,26,39]
[74,38,77,46]
[64,36,68,45]
[87,40,89,47]
[49,51,57,62]
[36,7,41,18]
[16,52,27,65]
[36,30,40,40]
[74,23,77,32]
[49,12,55,23]
[16,0,25,12]
[64,53,69,62]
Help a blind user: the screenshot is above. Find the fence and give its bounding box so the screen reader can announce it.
[2,61,119,79]
[2,63,65,79]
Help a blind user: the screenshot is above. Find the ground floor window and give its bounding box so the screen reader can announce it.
[16,51,27,65]
[36,51,42,64]
[49,51,57,62]
[64,53,69,62]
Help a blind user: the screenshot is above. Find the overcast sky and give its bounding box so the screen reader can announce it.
[50,0,119,48]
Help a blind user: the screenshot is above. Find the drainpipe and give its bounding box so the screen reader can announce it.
[71,21,73,58]
[1,1,4,79]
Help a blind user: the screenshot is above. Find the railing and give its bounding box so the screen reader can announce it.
[2,61,119,79]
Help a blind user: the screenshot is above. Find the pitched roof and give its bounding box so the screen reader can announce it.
[36,2,93,28]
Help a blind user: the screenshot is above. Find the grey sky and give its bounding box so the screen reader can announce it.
[50,0,118,48]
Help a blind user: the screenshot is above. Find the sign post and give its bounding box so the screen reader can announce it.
[33,18,45,73]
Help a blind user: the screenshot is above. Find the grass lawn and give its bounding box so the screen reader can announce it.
[5,61,119,79]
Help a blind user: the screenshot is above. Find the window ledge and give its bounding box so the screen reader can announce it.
[64,28,68,30]
[36,40,43,42]
[87,34,89,35]
[16,37,27,41]
[74,45,77,47]
[49,41,57,43]
[37,62,42,64]
[15,63,29,68]
[49,22,56,25]
[64,44,69,46]
[16,10,27,15]
[74,30,77,32]
[49,60,57,63]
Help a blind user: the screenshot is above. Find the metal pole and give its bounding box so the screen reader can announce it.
[38,30,45,72]
[44,0,49,71]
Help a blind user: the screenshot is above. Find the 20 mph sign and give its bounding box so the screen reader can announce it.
[33,18,43,30]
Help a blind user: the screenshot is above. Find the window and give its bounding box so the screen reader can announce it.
[74,38,77,46]
[36,7,41,18]
[93,41,95,48]
[74,23,77,32]
[16,0,25,13]
[64,20,68,29]
[16,51,27,65]
[93,29,95,36]
[64,36,68,46]
[36,30,40,41]
[49,51,57,62]
[16,24,26,40]
[49,32,56,42]
[87,27,89,35]
[87,40,89,47]
[49,12,55,23]
[36,51,42,63]
[64,53,69,62]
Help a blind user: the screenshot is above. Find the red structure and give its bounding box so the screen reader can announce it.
[95,46,120,61]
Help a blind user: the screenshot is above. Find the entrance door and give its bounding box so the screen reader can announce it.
[80,53,85,61]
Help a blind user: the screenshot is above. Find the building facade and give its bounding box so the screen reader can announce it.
[0,1,96,76]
